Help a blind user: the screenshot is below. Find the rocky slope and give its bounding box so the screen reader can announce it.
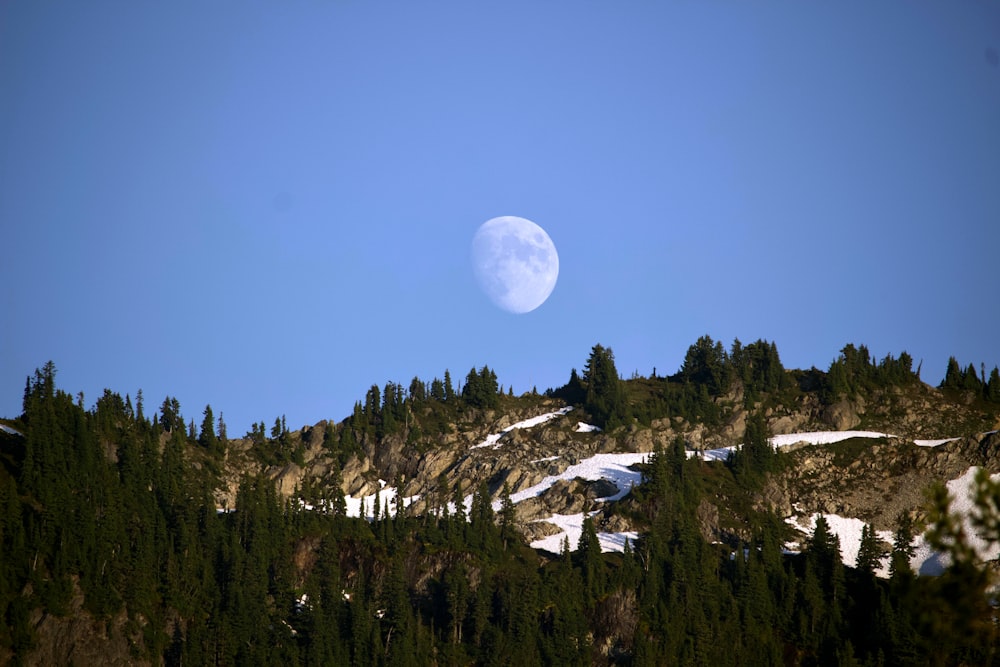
[213,380,1000,559]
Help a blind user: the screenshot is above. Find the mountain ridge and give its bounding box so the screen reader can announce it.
[5,340,1000,665]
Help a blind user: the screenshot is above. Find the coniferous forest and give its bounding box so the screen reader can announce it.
[3,342,1000,666]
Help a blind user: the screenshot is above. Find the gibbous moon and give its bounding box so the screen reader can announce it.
[471,216,559,314]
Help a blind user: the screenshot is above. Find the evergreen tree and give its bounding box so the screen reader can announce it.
[198,404,218,452]
[583,344,628,429]
[159,396,182,432]
[577,516,604,599]
[443,370,455,402]
[557,367,586,405]
[462,366,500,409]
[135,388,145,423]
[963,363,983,392]
[987,367,1000,403]
[941,356,963,389]
[217,412,228,450]
[408,376,426,402]
[855,523,882,575]
[889,512,916,580]
[326,464,347,517]
[680,334,731,395]
[430,377,445,401]
[498,483,517,551]
[731,410,774,488]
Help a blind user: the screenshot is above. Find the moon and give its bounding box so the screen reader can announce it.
[471,216,559,314]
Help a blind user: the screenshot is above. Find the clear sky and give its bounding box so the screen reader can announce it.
[2,2,998,434]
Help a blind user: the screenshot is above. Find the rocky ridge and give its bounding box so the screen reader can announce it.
[213,381,1000,555]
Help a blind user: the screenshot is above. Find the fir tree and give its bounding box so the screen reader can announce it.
[987,367,1000,403]
[941,356,963,389]
[583,344,628,429]
[963,363,983,392]
[198,404,217,451]
[443,370,455,402]
[498,483,517,551]
[577,516,604,599]
[855,523,882,575]
[889,512,916,580]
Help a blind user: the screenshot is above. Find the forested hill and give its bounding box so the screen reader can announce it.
[2,337,1000,666]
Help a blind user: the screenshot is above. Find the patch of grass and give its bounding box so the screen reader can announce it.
[824,437,891,467]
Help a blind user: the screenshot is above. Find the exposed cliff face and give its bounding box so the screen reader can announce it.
[760,432,1000,534]
[0,578,144,667]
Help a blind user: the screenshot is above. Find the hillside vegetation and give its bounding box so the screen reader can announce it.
[2,338,1000,666]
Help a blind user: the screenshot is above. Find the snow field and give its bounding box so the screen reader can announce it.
[786,467,1000,577]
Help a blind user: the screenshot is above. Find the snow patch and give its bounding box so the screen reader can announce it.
[500,452,648,509]
[340,482,420,521]
[471,406,573,449]
[575,422,601,433]
[914,438,960,447]
[787,467,1000,578]
[769,430,893,447]
[0,424,22,436]
[529,511,638,554]
[909,466,1000,575]
[785,513,895,577]
[689,430,893,462]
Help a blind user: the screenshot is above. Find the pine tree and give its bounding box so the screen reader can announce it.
[451,481,465,523]
[680,335,731,395]
[199,404,218,452]
[941,356,963,389]
[217,412,228,450]
[430,377,445,401]
[732,410,774,487]
[443,370,455,402]
[963,363,983,392]
[577,516,604,599]
[326,463,347,516]
[889,512,916,580]
[856,523,882,575]
[408,376,426,402]
[160,396,182,432]
[498,483,517,551]
[583,344,628,429]
[987,367,1000,403]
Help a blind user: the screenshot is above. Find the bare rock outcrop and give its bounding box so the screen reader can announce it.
[822,399,862,430]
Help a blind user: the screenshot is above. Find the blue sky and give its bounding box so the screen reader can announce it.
[2,2,998,434]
